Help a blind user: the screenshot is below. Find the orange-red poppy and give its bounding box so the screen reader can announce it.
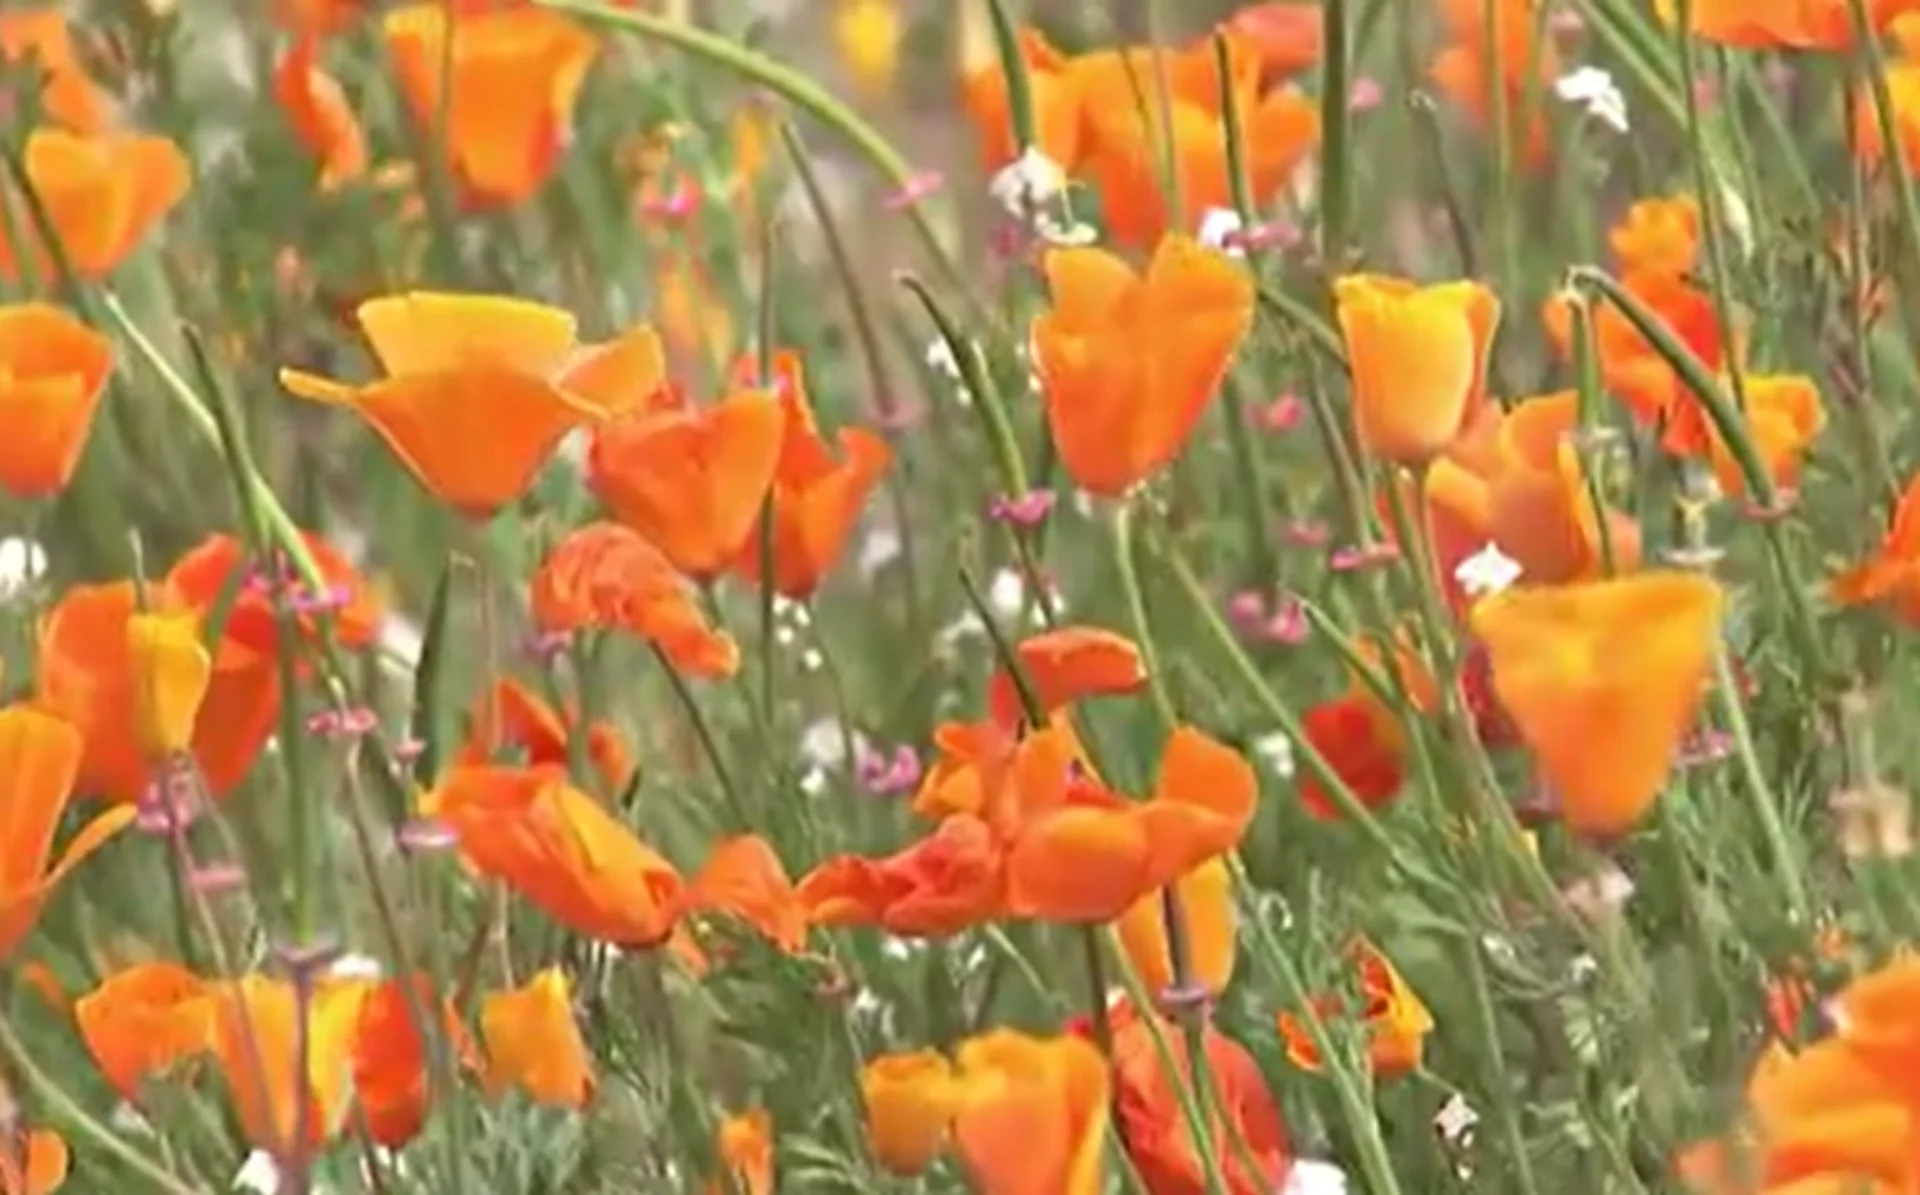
[1834,470,1920,623]
[352,975,476,1148]
[912,717,1095,842]
[952,1029,1109,1195]
[1610,195,1702,278]
[1335,274,1499,465]
[587,386,785,578]
[986,625,1146,729]
[73,961,212,1100]
[165,530,383,655]
[458,677,635,795]
[531,521,739,678]
[280,294,664,517]
[382,4,598,206]
[1705,374,1826,499]
[960,26,1084,173]
[126,609,211,760]
[1298,689,1406,821]
[862,1049,960,1177]
[1007,726,1256,923]
[0,1127,67,1195]
[1114,857,1236,997]
[481,967,594,1108]
[274,35,367,191]
[1033,235,1254,496]
[0,302,113,499]
[1278,940,1433,1078]
[422,764,684,947]
[686,834,806,954]
[1226,4,1324,85]
[709,1109,775,1195]
[1430,0,1556,167]
[1660,0,1920,50]
[36,581,280,802]
[205,973,373,1154]
[0,128,190,281]
[1472,571,1724,837]
[0,9,112,133]
[799,814,1007,938]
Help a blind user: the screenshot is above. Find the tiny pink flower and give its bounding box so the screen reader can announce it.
[1281,518,1331,548]
[307,706,379,738]
[884,169,946,210]
[1348,77,1384,113]
[1329,541,1400,572]
[857,743,923,796]
[398,818,459,853]
[1223,221,1300,253]
[1249,393,1306,433]
[639,177,700,220]
[188,862,249,895]
[989,489,1056,528]
[1227,590,1267,632]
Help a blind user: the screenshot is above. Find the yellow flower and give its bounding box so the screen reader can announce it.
[126,610,210,758]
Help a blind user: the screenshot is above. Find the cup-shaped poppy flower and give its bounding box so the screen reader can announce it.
[74,961,212,1100]
[206,974,373,1154]
[987,625,1146,729]
[0,1127,67,1195]
[0,706,134,963]
[1660,0,1920,49]
[126,611,211,760]
[953,1029,1109,1195]
[280,293,664,517]
[165,531,383,655]
[1706,375,1826,499]
[460,677,635,795]
[36,581,280,802]
[1335,274,1499,465]
[799,814,1007,938]
[0,128,190,281]
[481,967,594,1108]
[731,358,891,599]
[1471,571,1723,837]
[1115,858,1237,998]
[353,975,476,1148]
[1610,194,1701,277]
[423,764,684,947]
[382,5,597,206]
[1033,235,1255,496]
[1298,689,1407,821]
[913,717,1093,841]
[587,387,785,578]
[710,1109,775,1195]
[1279,941,1434,1078]
[1481,391,1643,584]
[1836,472,1920,622]
[862,1049,960,1177]
[1107,999,1290,1195]
[1008,726,1256,923]
[274,35,368,190]
[0,302,113,499]
[960,25,1083,173]
[532,521,739,678]
[1429,0,1557,167]
[0,9,114,132]
[687,834,806,954]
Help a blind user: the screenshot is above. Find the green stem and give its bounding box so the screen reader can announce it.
[1713,642,1812,921]
[1318,0,1351,261]
[1845,0,1920,366]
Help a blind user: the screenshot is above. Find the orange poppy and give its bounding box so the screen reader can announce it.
[1108,999,1290,1195]
[0,9,111,133]
[1857,61,1920,171]
[274,35,367,190]
[382,4,598,206]
[959,26,1084,173]
[1834,470,1920,623]
[709,1109,775,1195]
[0,707,129,967]
[1298,689,1406,820]
[728,353,890,599]
[36,581,281,802]
[279,293,664,517]
[1485,390,1642,582]
[686,834,806,954]
[0,1128,67,1195]
[352,975,476,1148]
[1278,940,1433,1078]
[457,676,635,795]
[0,128,190,281]
[165,530,383,654]
[1227,4,1325,85]
[587,387,785,578]
[1471,571,1723,837]
[912,717,1094,841]
[1114,857,1237,997]
[1430,0,1557,167]
[1007,726,1256,923]
[952,1029,1109,1195]
[1334,274,1499,465]
[1033,235,1255,496]
[1660,0,1920,50]
[1705,375,1825,499]
[422,764,684,947]
[531,521,738,678]
[206,973,373,1153]
[74,961,212,1100]
[0,302,113,499]
[986,625,1146,729]
[799,814,1007,938]
[481,967,594,1108]
[126,610,211,760]
[862,1049,960,1177]
[1610,195,1702,278]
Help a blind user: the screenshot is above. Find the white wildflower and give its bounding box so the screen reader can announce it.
[1455,542,1523,599]
[800,717,854,771]
[233,1151,282,1194]
[858,525,904,578]
[1197,207,1246,257]
[1252,731,1296,779]
[988,147,1068,219]
[327,953,384,982]
[1555,66,1628,133]
[0,536,47,603]
[1282,1159,1350,1195]
[1434,1092,1480,1144]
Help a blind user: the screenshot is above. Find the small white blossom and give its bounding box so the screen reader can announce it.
[1455,543,1523,599]
[989,147,1069,219]
[800,647,825,673]
[1252,731,1296,779]
[0,536,46,603]
[1434,1092,1480,1144]
[1282,1160,1350,1195]
[1197,207,1246,257]
[859,525,904,578]
[233,1151,282,1194]
[800,717,855,770]
[1563,862,1635,919]
[110,1102,154,1136]
[925,336,962,379]
[798,766,831,798]
[988,568,1026,620]
[327,953,384,981]
[1034,213,1099,246]
[1555,66,1628,133]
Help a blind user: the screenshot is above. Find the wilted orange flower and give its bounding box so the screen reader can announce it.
[165,531,383,654]
[1279,941,1433,1078]
[1430,0,1556,166]
[1706,375,1825,499]
[280,294,664,516]
[36,581,280,801]
[987,625,1146,729]
[1835,470,1920,622]
[1033,236,1254,496]
[126,610,211,759]
[862,1049,960,1177]
[1298,689,1406,820]
[1008,726,1256,923]
[274,36,367,190]
[1227,4,1324,85]
[960,26,1084,173]
[800,814,1007,938]
[1115,858,1236,997]
[1335,274,1499,465]
[686,834,806,954]
[588,387,785,578]
[353,975,475,1147]
[730,353,890,598]
[383,5,598,206]
[74,962,211,1100]
[481,967,594,1108]
[1107,999,1290,1195]
[0,302,112,499]
[710,1109,775,1195]
[532,521,739,678]
[1661,0,1920,50]
[423,764,684,947]
[458,677,635,795]
[953,1029,1109,1195]
[0,128,190,281]
[0,9,111,132]
[206,974,373,1154]
[1610,195,1702,277]
[0,1127,67,1195]
[1472,571,1723,837]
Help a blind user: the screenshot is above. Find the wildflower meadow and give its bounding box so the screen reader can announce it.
[3,0,1920,1191]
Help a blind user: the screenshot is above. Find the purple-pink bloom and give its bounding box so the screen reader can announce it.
[989,489,1056,529]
